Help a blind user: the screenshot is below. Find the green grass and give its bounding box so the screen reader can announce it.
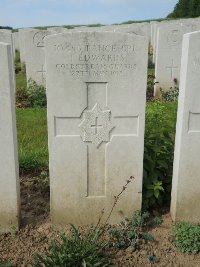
[15,50,27,90]
[16,108,48,172]
[16,72,27,90]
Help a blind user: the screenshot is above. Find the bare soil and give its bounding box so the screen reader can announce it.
[0,174,200,266]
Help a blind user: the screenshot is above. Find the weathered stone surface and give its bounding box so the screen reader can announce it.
[171,31,200,223]
[24,29,53,86]
[154,23,185,97]
[0,42,20,233]
[154,20,200,97]
[47,27,68,33]
[115,23,151,40]
[19,28,33,63]
[13,32,19,51]
[0,31,14,58]
[45,32,148,225]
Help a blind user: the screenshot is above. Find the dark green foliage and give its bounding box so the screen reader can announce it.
[148,254,158,263]
[0,26,12,30]
[16,79,47,108]
[25,80,47,108]
[32,225,109,267]
[0,261,13,267]
[143,101,177,209]
[146,69,155,101]
[160,87,179,102]
[172,222,200,254]
[108,211,162,249]
[168,0,200,18]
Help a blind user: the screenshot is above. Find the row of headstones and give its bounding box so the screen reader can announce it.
[0,29,200,233]
[1,17,199,91]
[153,17,200,97]
[17,23,151,86]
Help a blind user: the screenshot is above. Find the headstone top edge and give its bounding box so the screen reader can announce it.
[44,30,148,43]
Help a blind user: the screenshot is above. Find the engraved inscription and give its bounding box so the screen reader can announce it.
[33,31,48,47]
[53,42,136,77]
[79,103,114,147]
[54,43,135,53]
[56,63,136,77]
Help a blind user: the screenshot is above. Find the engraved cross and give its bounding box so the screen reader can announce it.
[54,82,138,197]
[91,117,103,134]
[37,64,46,83]
[166,59,178,80]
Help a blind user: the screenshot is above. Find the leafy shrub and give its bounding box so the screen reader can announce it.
[16,79,47,108]
[160,87,179,102]
[109,211,162,249]
[172,222,200,254]
[143,101,177,209]
[25,79,47,107]
[146,73,155,101]
[32,225,109,266]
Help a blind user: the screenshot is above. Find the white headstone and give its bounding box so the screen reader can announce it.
[0,31,15,58]
[115,23,151,41]
[45,32,148,225]
[47,27,68,33]
[24,29,53,86]
[171,31,200,223]
[13,32,19,51]
[0,42,20,233]
[19,28,33,63]
[152,20,181,64]
[154,23,185,97]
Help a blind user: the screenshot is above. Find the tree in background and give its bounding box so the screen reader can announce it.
[167,0,200,18]
[0,26,12,30]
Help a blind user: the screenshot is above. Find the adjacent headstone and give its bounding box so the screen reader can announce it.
[115,23,151,41]
[0,31,15,58]
[152,20,181,64]
[13,32,19,51]
[0,42,20,233]
[45,32,148,225]
[24,29,53,86]
[18,28,33,63]
[154,23,185,97]
[171,31,200,223]
[47,27,68,33]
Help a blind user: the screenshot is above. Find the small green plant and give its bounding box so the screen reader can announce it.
[0,261,13,267]
[10,224,18,237]
[32,176,135,266]
[160,86,179,102]
[16,79,47,108]
[143,101,177,209]
[25,79,47,108]
[33,225,110,267]
[109,211,163,249]
[172,222,200,254]
[38,170,49,194]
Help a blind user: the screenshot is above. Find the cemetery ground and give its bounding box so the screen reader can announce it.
[0,54,200,266]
